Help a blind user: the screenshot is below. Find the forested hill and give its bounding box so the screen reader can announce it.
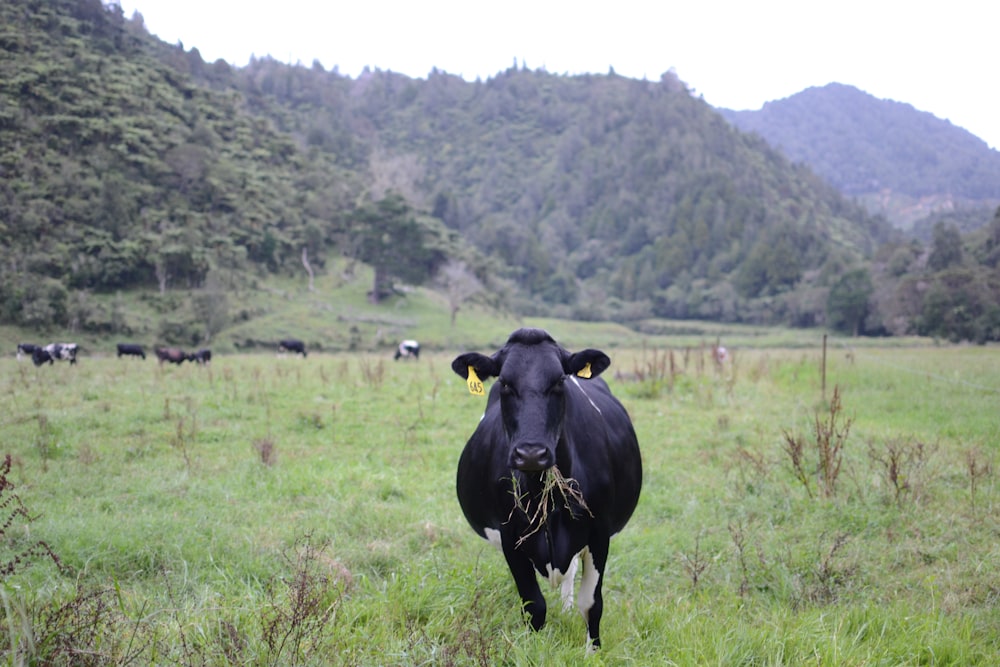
[3,0,893,333]
[0,0,371,324]
[720,84,1000,225]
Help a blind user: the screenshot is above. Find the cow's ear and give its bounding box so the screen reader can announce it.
[451,352,500,380]
[565,349,611,378]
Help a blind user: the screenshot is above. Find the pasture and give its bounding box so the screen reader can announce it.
[1,340,998,665]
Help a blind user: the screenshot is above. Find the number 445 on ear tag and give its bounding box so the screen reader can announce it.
[467,366,485,396]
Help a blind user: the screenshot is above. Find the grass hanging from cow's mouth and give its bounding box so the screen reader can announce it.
[508,466,593,548]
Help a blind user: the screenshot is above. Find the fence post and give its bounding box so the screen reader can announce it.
[821,334,827,402]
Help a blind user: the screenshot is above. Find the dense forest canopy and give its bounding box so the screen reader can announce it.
[2,0,998,342]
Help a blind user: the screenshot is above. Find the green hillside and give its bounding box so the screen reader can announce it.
[4,0,996,344]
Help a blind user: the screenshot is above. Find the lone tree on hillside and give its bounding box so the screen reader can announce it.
[435,259,484,326]
[345,193,450,304]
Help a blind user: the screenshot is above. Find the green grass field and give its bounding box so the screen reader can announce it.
[1,337,998,665]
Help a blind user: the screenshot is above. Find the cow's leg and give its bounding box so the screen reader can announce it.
[559,554,579,611]
[502,544,546,631]
[578,539,608,650]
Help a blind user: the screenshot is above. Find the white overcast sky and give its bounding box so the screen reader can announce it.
[115,0,999,150]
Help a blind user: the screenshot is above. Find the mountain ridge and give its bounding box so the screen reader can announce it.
[718,83,1000,227]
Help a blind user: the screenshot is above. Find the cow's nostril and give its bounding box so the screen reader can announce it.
[511,444,552,472]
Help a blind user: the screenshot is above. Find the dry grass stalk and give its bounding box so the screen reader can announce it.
[509,466,592,548]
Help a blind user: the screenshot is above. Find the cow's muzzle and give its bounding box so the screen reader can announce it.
[510,443,553,472]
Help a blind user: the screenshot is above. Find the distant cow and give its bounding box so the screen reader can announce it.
[394,339,420,360]
[32,347,53,366]
[16,343,38,361]
[189,348,212,364]
[117,343,146,359]
[451,328,642,650]
[154,347,188,365]
[278,339,307,357]
[32,343,77,366]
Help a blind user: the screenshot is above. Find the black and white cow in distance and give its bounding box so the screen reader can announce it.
[189,348,212,364]
[154,347,188,365]
[278,339,307,357]
[116,343,146,359]
[394,339,420,360]
[451,328,642,650]
[16,343,38,361]
[33,343,78,366]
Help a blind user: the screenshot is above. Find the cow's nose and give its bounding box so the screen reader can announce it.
[510,444,553,472]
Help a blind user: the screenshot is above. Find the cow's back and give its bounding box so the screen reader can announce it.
[562,376,641,535]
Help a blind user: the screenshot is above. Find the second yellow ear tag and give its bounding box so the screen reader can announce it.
[577,362,592,379]
[467,366,485,396]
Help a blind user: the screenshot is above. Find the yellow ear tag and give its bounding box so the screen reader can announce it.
[466,366,485,396]
[577,362,592,379]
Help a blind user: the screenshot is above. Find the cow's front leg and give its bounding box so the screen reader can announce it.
[502,544,546,631]
[579,540,609,650]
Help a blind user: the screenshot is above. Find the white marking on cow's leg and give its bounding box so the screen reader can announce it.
[545,563,565,590]
[577,548,599,621]
[560,554,579,611]
[484,527,503,551]
[568,376,602,414]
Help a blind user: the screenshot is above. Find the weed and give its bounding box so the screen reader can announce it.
[679,531,715,590]
[965,447,993,514]
[169,417,194,471]
[729,521,751,598]
[260,534,346,664]
[77,443,97,466]
[33,413,54,468]
[2,585,149,666]
[867,437,936,506]
[439,589,511,667]
[782,385,852,499]
[809,532,853,604]
[296,412,324,430]
[620,345,678,398]
[358,356,385,388]
[0,455,61,580]
[731,443,772,495]
[254,438,277,467]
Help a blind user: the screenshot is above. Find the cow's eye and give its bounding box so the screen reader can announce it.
[549,377,566,395]
[498,379,515,396]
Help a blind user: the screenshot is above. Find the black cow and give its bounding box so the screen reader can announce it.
[451,328,642,650]
[32,347,53,366]
[154,347,188,365]
[394,339,420,360]
[16,343,38,361]
[189,348,212,364]
[278,339,307,357]
[117,343,146,359]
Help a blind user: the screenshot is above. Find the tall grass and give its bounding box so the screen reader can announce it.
[0,343,997,664]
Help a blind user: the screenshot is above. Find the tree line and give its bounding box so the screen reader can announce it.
[2,0,997,342]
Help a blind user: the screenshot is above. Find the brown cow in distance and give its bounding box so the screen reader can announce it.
[155,347,188,365]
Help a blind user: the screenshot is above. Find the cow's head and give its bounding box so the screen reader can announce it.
[452,328,610,472]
